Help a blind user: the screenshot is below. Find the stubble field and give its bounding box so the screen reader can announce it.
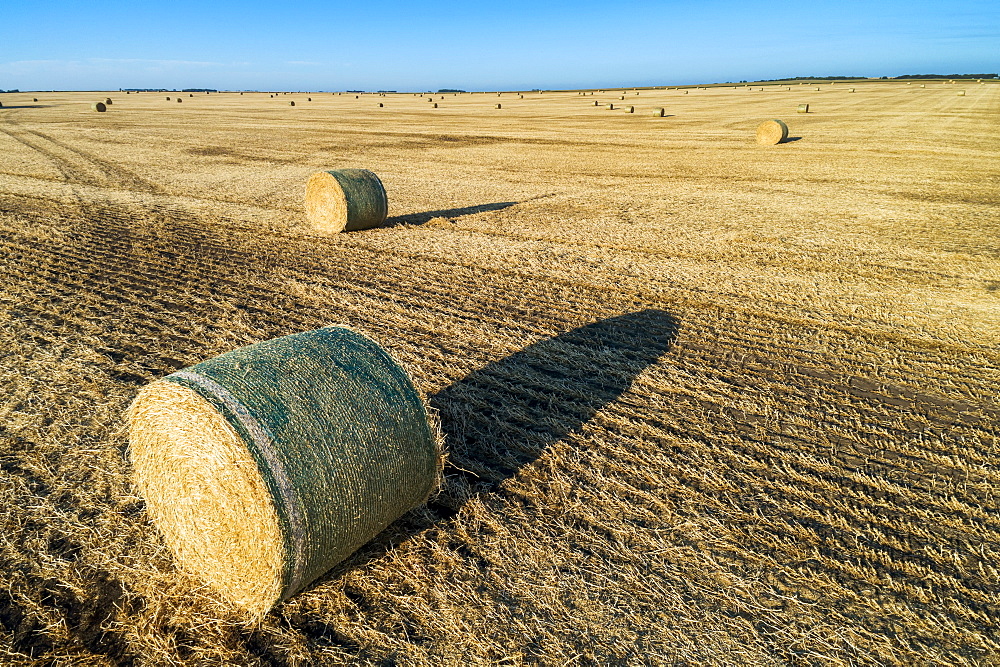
[1,81,998,665]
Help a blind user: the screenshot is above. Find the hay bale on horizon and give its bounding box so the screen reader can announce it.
[756,119,788,145]
[305,168,388,234]
[797,104,809,113]
[127,326,440,618]
[653,107,664,117]
[91,102,107,112]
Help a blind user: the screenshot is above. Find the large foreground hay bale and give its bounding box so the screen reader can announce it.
[756,119,788,145]
[305,168,388,233]
[797,103,809,113]
[128,326,440,618]
[91,102,107,112]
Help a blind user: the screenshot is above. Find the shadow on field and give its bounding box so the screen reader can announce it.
[307,309,679,601]
[383,201,517,226]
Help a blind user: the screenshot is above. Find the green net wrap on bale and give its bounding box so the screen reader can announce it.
[127,326,440,617]
[305,169,389,234]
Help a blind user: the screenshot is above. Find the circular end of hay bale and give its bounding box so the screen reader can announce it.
[797,104,809,113]
[593,100,599,106]
[378,102,384,107]
[91,102,107,112]
[33,98,38,102]
[127,326,440,617]
[305,168,388,233]
[105,98,113,105]
[625,105,634,113]
[290,101,295,106]
[756,119,788,145]
[495,103,501,109]
[653,107,664,117]
[432,102,438,108]
[177,98,182,103]
[189,94,193,97]
[166,96,171,100]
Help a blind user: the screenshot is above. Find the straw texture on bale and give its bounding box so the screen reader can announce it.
[305,168,388,234]
[91,102,107,112]
[653,107,664,117]
[797,104,809,113]
[127,326,441,618]
[756,119,788,145]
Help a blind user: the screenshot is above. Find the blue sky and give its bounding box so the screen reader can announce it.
[2,0,997,91]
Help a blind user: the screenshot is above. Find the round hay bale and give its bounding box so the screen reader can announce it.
[166,96,171,100]
[91,102,107,112]
[378,102,384,107]
[105,97,113,105]
[756,119,788,145]
[178,98,182,103]
[957,90,966,96]
[33,98,38,102]
[495,103,501,109]
[426,97,433,102]
[797,103,809,113]
[920,84,925,88]
[619,95,625,100]
[625,105,634,113]
[189,94,193,97]
[305,168,388,233]
[606,103,615,110]
[432,102,438,108]
[849,88,855,93]
[593,100,599,106]
[290,101,295,106]
[683,90,688,94]
[127,326,440,617]
[307,97,311,101]
[653,107,664,117]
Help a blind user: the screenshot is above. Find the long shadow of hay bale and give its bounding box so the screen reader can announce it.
[429,308,679,511]
[382,201,517,227]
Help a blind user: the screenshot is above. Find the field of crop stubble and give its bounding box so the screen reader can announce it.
[1,81,998,665]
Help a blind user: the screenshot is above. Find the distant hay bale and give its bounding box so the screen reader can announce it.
[33,98,38,102]
[920,84,925,88]
[756,119,788,145]
[957,90,966,96]
[105,98,113,105]
[189,94,193,97]
[290,101,295,106]
[815,87,821,91]
[619,96,625,100]
[426,97,433,102]
[433,103,438,108]
[606,103,615,110]
[625,105,634,113]
[127,326,440,618]
[593,101,599,106]
[849,88,855,92]
[653,107,664,117]
[495,103,501,109]
[91,102,107,112]
[166,96,171,100]
[305,168,388,233]
[684,90,688,94]
[307,97,311,101]
[178,98,182,103]
[797,104,809,113]
[378,102,384,107]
